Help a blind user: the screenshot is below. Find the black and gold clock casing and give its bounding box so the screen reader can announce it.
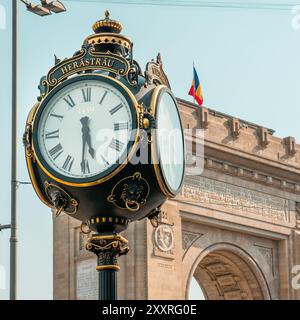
[24,12,185,234]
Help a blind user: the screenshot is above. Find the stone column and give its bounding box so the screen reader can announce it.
[117,219,148,300]
[278,237,291,299]
[146,200,184,300]
[53,213,70,300]
[291,206,300,299]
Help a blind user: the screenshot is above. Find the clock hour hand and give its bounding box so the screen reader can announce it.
[80,116,95,159]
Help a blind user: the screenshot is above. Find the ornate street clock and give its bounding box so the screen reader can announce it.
[24,11,185,299]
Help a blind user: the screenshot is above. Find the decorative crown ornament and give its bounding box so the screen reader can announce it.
[92,10,123,34]
[84,11,132,54]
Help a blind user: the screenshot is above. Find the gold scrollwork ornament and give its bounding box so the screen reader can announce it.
[80,222,91,235]
[107,172,150,212]
[44,181,78,217]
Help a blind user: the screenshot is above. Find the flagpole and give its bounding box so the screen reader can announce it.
[192,61,195,105]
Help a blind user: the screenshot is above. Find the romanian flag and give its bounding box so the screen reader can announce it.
[188,66,203,106]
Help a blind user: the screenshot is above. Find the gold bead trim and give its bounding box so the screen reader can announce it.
[96,265,120,271]
[143,118,150,130]
[87,216,129,226]
[84,34,132,50]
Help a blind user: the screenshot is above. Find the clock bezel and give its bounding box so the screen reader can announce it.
[151,85,186,197]
[31,73,140,187]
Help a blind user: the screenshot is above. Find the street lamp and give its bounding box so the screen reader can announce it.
[7,0,66,301]
[20,0,66,16]
[20,0,51,16]
[40,1,66,13]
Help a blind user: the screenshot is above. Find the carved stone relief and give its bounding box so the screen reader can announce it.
[182,176,289,222]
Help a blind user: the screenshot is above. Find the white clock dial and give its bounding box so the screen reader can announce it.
[37,77,134,180]
[156,90,185,194]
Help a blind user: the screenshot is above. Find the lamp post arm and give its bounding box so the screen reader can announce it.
[0,224,11,231]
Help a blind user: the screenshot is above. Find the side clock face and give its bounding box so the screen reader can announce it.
[153,87,185,196]
[33,75,138,184]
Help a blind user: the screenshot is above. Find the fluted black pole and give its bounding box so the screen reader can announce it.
[98,269,117,300]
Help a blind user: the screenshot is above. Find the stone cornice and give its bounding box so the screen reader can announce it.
[204,141,300,181]
[199,156,300,195]
[178,98,300,186]
[177,98,275,134]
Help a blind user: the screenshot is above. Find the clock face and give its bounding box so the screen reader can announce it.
[155,89,185,195]
[34,75,137,183]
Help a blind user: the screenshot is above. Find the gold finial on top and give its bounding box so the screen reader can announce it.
[92,10,122,34]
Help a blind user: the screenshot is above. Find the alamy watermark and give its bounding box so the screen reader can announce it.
[79,128,205,175]
[291,6,300,30]
[292,265,300,290]
[0,265,5,290]
[0,4,6,30]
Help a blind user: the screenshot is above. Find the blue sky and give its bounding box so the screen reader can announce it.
[1,0,300,300]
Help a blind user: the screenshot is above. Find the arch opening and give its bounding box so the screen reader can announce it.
[188,249,267,300]
[188,277,206,300]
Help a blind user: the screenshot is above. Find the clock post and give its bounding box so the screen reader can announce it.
[24,11,185,300]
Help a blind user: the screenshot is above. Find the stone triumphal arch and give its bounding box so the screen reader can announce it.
[53,99,300,300]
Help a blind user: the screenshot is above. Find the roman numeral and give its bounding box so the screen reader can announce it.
[99,91,108,105]
[82,88,91,102]
[45,130,59,139]
[50,114,64,121]
[49,143,63,160]
[63,95,76,108]
[114,122,128,131]
[109,139,124,152]
[81,160,90,174]
[109,103,123,115]
[62,155,74,172]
